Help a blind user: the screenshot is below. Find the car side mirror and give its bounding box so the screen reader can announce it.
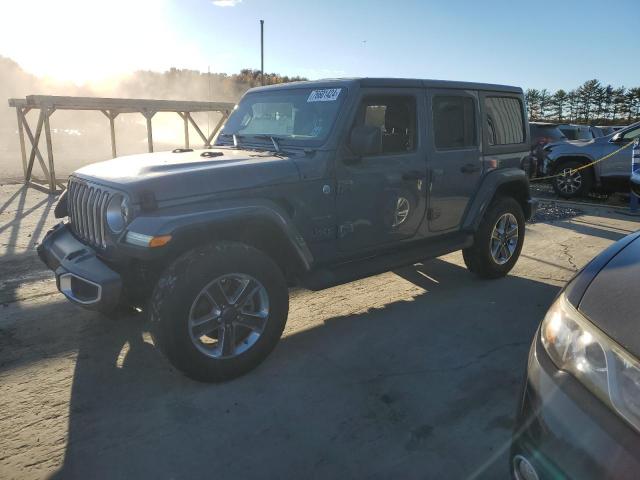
[611,132,623,143]
[349,125,382,158]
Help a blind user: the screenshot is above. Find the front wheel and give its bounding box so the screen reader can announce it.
[463,196,525,279]
[149,242,289,382]
[551,160,592,199]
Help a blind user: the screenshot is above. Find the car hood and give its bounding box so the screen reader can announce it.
[72,148,300,202]
[579,234,640,358]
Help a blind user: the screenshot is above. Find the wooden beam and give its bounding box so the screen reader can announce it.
[142,110,156,153]
[206,111,229,146]
[24,95,233,113]
[16,107,28,180]
[23,110,49,183]
[180,112,190,149]
[43,107,57,193]
[185,112,208,145]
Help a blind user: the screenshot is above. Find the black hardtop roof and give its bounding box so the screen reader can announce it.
[248,78,523,95]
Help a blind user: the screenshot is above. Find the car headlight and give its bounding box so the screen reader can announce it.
[105,194,130,233]
[541,294,640,432]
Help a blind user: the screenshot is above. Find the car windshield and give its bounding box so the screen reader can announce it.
[218,87,346,146]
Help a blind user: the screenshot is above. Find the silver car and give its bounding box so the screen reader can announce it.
[544,122,640,198]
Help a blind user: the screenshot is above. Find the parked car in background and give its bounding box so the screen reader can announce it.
[589,126,605,138]
[558,123,592,141]
[597,125,625,136]
[511,231,640,480]
[526,122,567,177]
[543,121,640,198]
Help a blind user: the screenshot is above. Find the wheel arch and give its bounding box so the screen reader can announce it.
[462,168,533,232]
[131,203,314,283]
[550,155,598,183]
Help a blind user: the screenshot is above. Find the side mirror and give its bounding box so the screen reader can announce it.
[349,125,382,157]
[611,132,623,143]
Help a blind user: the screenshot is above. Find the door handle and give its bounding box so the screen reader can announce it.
[460,164,480,174]
[402,170,427,180]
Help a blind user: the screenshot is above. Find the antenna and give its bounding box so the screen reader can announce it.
[207,65,211,139]
[260,20,264,86]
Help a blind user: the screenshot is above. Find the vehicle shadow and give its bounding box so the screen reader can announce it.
[14,259,559,480]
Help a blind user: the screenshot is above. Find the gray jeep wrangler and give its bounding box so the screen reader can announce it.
[38,78,535,382]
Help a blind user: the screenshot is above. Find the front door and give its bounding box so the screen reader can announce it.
[336,90,428,252]
[601,124,640,179]
[426,90,482,232]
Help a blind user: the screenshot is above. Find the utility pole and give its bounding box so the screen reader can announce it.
[260,19,264,86]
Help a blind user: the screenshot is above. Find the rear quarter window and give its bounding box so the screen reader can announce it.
[484,97,525,146]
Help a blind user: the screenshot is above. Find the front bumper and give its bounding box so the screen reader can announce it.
[37,223,122,311]
[511,333,640,479]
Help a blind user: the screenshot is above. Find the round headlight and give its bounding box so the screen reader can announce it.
[106,194,128,233]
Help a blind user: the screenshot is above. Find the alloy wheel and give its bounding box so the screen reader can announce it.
[490,213,519,265]
[188,273,269,359]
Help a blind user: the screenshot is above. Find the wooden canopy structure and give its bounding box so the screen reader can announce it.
[8,95,234,194]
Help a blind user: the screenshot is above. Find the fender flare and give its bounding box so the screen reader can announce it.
[462,168,533,232]
[547,154,599,181]
[126,199,314,271]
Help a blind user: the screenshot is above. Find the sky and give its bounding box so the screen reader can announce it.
[0,0,637,92]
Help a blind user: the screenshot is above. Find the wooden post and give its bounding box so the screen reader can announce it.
[16,107,28,180]
[43,107,57,193]
[143,110,155,153]
[24,110,48,184]
[182,112,189,148]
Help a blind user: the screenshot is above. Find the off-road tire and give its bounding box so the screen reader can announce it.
[463,196,525,279]
[551,159,593,199]
[149,242,289,382]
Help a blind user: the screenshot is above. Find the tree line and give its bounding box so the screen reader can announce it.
[526,79,640,125]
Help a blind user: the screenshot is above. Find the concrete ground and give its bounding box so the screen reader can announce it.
[1,182,638,480]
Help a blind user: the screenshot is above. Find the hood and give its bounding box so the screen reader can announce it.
[547,138,597,149]
[73,148,300,202]
[578,234,640,359]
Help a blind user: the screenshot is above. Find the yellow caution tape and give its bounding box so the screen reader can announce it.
[530,140,636,182]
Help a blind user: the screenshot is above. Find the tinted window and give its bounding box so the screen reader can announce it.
[559,127,578,140]
[356,96,416,154]
[620,125,640,141]
[485,97,525,145]
[432,96,476,149]
[530,125,565,144]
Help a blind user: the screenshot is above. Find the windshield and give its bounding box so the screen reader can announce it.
[218,87,346,146]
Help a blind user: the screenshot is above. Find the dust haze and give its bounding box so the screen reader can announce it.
[0,56,304,181]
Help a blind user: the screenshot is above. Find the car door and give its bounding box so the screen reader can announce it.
[601,124,640,179]
[426,89,482,232]
[335,89,428,253]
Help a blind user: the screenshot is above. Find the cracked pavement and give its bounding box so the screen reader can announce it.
[1,183,639,479]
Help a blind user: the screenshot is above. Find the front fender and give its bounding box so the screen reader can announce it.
[462,168,533,231]
[124,199,313,270]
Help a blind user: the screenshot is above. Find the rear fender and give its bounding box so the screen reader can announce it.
[462,168,533,231]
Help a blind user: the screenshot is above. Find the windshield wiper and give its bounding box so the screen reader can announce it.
[252,135,281,153]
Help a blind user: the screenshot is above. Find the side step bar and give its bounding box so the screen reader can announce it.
[301,233,473,291]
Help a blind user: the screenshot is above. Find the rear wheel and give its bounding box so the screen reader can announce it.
[463,196,525,279]
[551,160,592,199]
[150,242,289,382]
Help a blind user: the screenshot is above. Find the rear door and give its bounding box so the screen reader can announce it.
[335,89,428,252]
[426,89,482,232]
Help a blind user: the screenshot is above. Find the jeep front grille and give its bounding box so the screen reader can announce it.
[67,178,112,249]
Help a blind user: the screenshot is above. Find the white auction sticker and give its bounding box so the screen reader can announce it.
[307,88,342,102]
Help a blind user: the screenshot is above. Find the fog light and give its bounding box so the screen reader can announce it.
[513,455,539,480]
